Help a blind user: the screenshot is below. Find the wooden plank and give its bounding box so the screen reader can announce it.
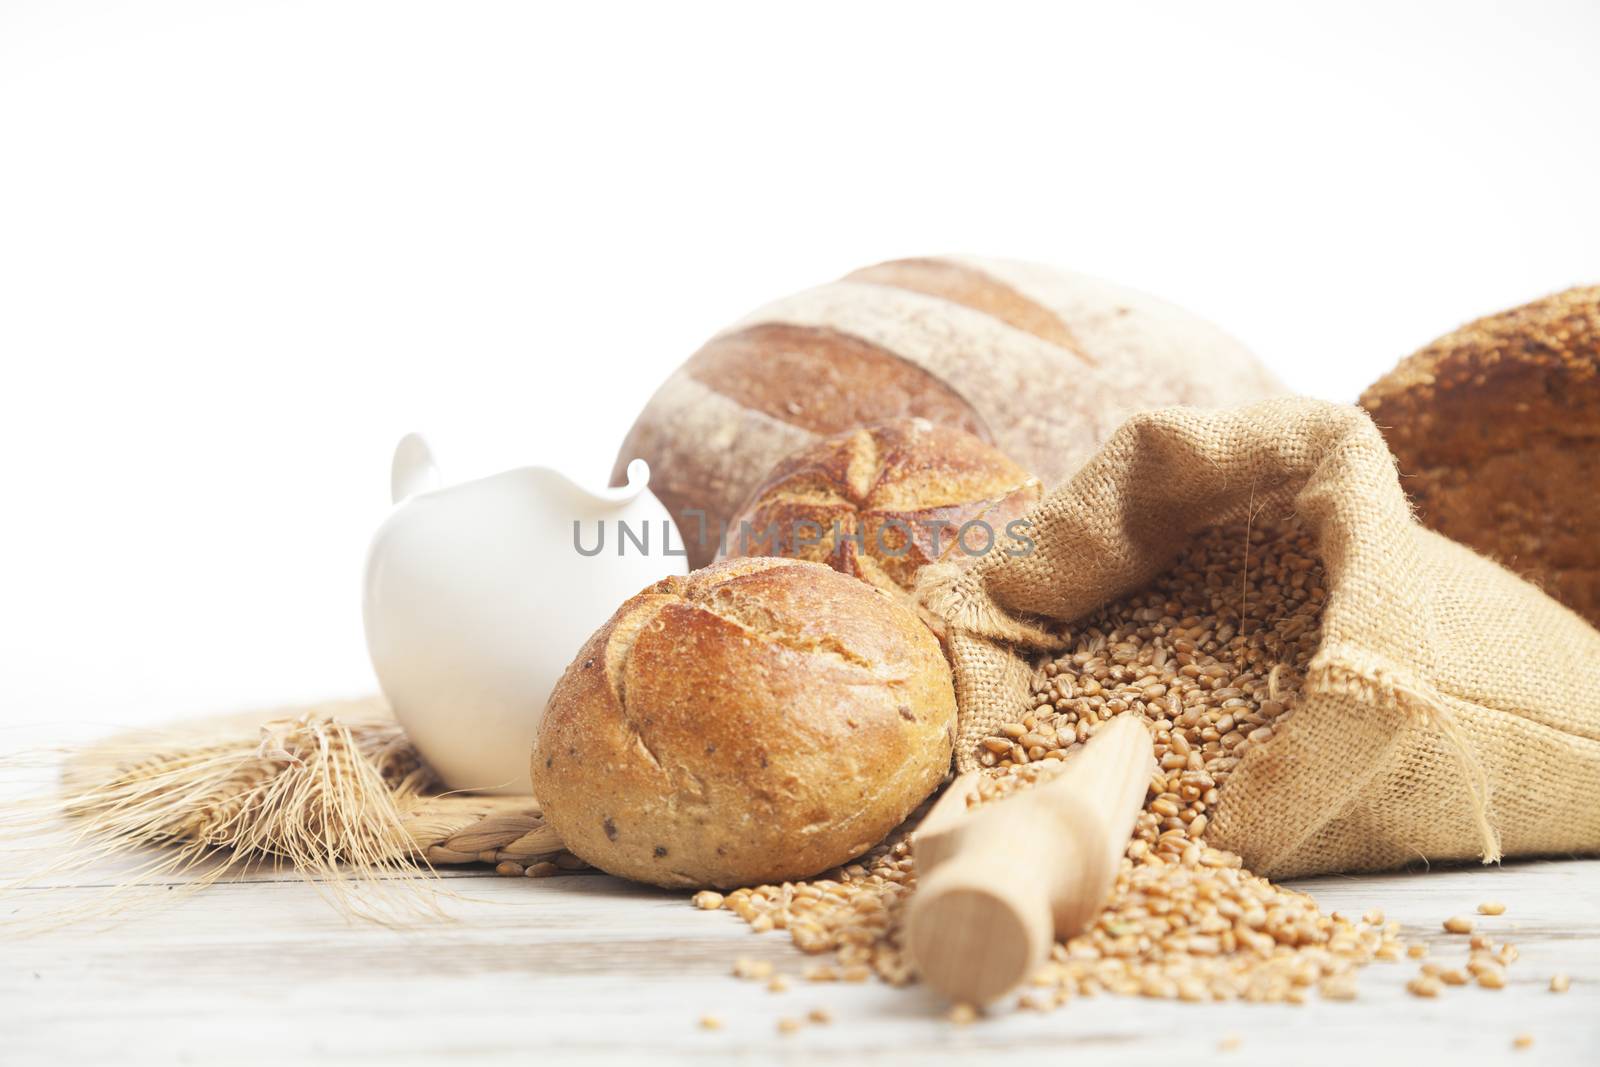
[2,857,1595,1065]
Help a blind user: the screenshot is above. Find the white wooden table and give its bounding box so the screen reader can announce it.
[2,847,1595,1065]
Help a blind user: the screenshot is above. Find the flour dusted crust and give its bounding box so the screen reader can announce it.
[950,255,1284,405]
[1361,286,1600,627]
[614,257,1281,567]
[531,558,957,888]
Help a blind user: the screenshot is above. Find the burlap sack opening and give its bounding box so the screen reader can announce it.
[921,398,1600,879]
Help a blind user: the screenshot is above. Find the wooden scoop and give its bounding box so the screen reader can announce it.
[905,714,1155,1005]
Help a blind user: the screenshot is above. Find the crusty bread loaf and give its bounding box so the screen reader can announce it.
[531,557,957,888]
[721,419,1041,624]
[615,256,1282,566]
[1361,286,1600,628]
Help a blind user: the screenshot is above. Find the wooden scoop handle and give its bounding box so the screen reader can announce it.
[906,715,1154,1005]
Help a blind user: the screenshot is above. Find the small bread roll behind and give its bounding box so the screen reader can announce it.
[532,557,957,888]
[722,419,1041,621]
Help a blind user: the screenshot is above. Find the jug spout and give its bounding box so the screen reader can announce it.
[597,458,651,506]
[616,457,649,497]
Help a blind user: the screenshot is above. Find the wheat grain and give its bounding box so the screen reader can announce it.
[709,518,1438,1006]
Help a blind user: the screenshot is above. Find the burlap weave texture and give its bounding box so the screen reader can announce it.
[923,398,1600,878]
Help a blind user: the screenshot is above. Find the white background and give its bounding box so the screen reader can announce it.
[3,1,1597,734]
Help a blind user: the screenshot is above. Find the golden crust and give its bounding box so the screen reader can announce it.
[844,256,1086,355]
[1363,286,1599,409]
[723,419,1042,605]
[531,558,956,888]
[682,323,992,441]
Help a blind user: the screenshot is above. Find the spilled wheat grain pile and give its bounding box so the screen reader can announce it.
[699,515,1517,1006]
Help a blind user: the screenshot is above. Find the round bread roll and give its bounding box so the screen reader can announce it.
[531,557,957,888]
[615,255,1281,567]
[1361,286,1600,628]
[721,418,1042,621]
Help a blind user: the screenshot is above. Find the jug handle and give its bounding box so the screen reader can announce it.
[391,433,442,504]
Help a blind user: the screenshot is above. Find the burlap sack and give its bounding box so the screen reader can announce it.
[922,398,1600,878]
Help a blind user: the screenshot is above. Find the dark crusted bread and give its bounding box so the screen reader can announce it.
[1361,286,1600,628]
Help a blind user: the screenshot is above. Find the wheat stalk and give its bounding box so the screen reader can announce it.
[1,698,582,927]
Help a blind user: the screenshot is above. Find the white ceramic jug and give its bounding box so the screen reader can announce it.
[363,434,687,795]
